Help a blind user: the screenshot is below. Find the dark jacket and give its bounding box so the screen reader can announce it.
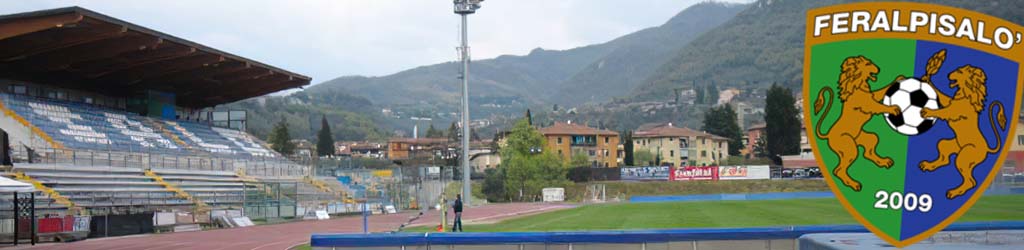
[453,198,463,213]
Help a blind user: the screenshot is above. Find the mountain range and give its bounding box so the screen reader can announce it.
[314,2,747,107]
[229,0,1024,141]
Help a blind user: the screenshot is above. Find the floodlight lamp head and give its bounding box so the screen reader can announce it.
[454,0,483,14]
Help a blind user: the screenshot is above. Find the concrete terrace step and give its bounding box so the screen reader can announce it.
[151,168,236,177]
[53,187,175,192]
[177,187,247,192]
[14,164,146,174]
[157,175,246,182]
[39,181,162,186]
[165,182,245,187]
[10,172,153,180]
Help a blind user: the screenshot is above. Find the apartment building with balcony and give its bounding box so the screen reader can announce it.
[632,123,729,166]
[539,121,620,167]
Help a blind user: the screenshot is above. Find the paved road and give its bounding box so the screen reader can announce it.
[11,203,572,250]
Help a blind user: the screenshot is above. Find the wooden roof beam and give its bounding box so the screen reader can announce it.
[17,35,161,73]
[0,22,119,58]
[77,45,196,77]
[209,66,268,82]
[96,53,225,85]
[1,23,126,61]
[214,76,304,104]
[0,12,82,40]
[184,73,289,98]
[130,60,252,88]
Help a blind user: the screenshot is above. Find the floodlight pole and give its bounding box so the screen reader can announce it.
[455,0,481,207]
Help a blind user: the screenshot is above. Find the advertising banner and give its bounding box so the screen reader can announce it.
[670,166,718,181]
[718,165,771,180]
[620,166,670,181]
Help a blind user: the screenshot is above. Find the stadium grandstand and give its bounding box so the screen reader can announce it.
[0,6,366,240]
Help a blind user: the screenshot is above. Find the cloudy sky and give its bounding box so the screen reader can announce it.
[1,0,749,85]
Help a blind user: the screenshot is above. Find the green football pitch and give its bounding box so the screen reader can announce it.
[408,195,1024,232]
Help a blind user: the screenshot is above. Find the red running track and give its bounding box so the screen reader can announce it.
[9,203,572,250]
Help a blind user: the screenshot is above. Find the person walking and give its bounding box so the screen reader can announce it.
[452,194,464,232]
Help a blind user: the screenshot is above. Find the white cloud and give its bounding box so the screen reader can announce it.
[0,0,750,85]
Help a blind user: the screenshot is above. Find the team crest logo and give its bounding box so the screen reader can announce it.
[804,2,1024,247]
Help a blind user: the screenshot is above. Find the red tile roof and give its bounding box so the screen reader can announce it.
[634,123,729,141]
[539,122,618,136]
[388,137,450,144]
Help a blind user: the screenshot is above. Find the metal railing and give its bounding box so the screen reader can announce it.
[10,146,310,177]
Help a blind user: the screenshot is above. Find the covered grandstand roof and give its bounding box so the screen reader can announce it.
[0,6,311,108]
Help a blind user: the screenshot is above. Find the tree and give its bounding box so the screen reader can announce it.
[752,135,769,158]
[765,83,802,157]
[622,131,634,166]
[425,124,443,138]
[525,109,533,126]
[482,168,508,202]
[569,151,590,168]
[707,84,720,105]
[695,85,705,104]
[471,128,481,141]
[447,122,459,142]
[634,149,655,166]
[702,104,743,156]
[500,119,569,202]
[268,119,295,155]
[316,115,335,157]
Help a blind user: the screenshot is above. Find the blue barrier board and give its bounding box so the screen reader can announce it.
[310,221,1024,247]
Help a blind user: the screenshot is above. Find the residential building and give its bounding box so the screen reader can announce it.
[291,139,313,158]
[539,121,620,167]
[469,148,501,172]
[799,122,812,156]
[744,123,766,157]
[1007,119,1024,174]
[632,123,729,166]
[387,137,451,161]
[336,141,386,159]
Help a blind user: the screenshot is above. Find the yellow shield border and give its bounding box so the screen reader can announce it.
[803,2,1024,248]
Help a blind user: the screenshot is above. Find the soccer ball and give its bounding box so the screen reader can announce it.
[882,78,940,135]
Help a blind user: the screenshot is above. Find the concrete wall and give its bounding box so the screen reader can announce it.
[0,108,51,151]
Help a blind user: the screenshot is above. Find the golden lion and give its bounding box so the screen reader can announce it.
[813,56,902,191]
[919,64,1007,199]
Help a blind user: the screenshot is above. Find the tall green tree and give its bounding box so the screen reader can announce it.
[765,83,802,157]
[569,150,590,168]
[707,84,720,105]
[525,109,533,126]
[695,85,705,104]
[471,128,481,141]
[622,130,634,166]
[481,168,508,202]
[316,115,335,157]
[752,135,769,158]
[634,149,655,166]
[425,124,443,138]
[447,122,459,142]
[702,104,743,156]
[500,119,569,202]
[268,119,295,155]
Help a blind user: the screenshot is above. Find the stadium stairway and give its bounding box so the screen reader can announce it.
[7,164,194,214]
[258,176,343,206]
[10,171,77,212]
[144,169,210,212]
[149,168,248,209]
[316,177,357,203]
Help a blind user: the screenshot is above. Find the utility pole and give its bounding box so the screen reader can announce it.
[454,0,482,206]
